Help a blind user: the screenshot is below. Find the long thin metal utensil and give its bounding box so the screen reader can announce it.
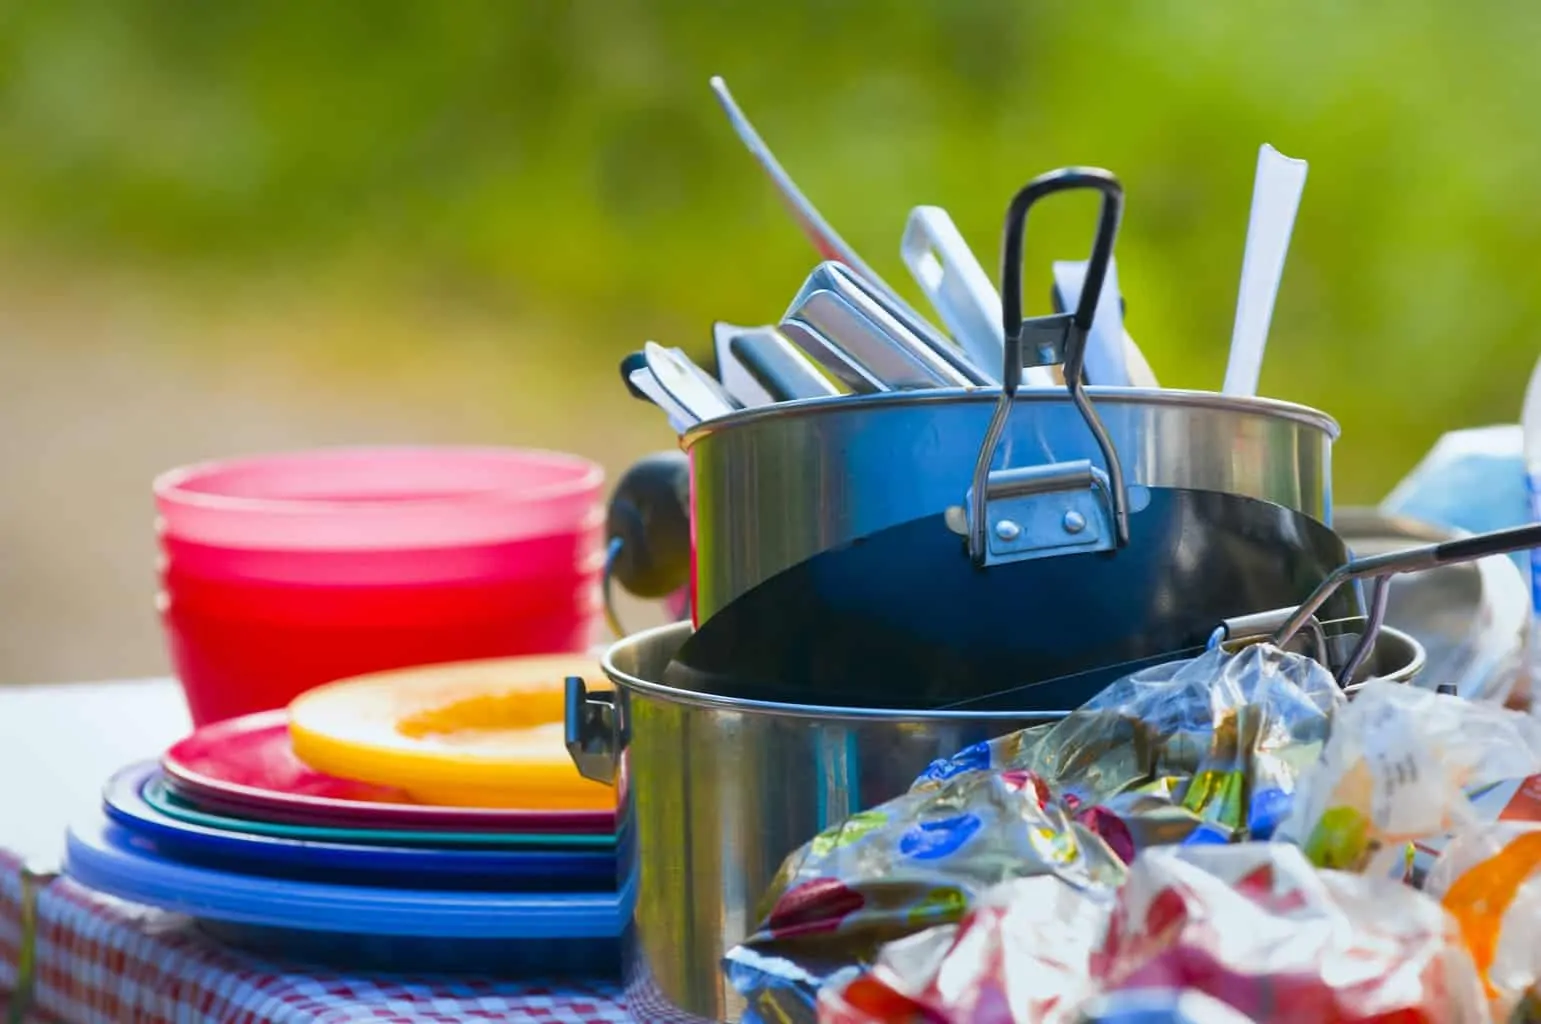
[709,76,969,374]
[1221,143,1308,397]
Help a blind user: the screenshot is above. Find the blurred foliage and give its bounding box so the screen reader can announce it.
[1,0,1540,497]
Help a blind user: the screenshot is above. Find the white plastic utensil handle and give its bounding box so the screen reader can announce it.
[668,344,744,412]
[628,367,697,433]
[1222,143,1309,397]
[712,322,777,407]
[1052,258,1143,387]
[643,342,738,424]
[900,206,1004,380]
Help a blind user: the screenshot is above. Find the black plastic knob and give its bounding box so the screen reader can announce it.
[605,451,691,599]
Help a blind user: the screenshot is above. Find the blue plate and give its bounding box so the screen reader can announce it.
[66,814,633,974]
[103,762,618,891]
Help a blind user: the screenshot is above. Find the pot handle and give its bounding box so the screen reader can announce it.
[601,451,692,637]
[1271,520,1541,681]
[963,167,1132,567]
[564,675,624,786]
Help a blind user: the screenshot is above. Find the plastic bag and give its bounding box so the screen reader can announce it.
[1424,822,1541,1020]
[1276,680,1541,876]
[723,762,1127,1024]
[816,874,1109,1024]
[915,643,1342,848]
[729,644,1345,1021]
[1091,844,1486,1024]
[819,843,1489,1024]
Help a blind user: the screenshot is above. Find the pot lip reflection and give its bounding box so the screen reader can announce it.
[679,386,1341,450]
[599,621,1424,720]
[599,621,1075,724]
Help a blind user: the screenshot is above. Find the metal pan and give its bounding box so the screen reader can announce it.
[669,168,1356,709]
[665,486,1358,711]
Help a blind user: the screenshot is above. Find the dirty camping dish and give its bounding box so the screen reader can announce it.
[288,654,616,811]
[104,762,618,891]
[162,710,616,833]
[65,813,631,975]
[137,771,615,850]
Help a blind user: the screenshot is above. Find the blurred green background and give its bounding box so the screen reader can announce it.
[2,0,1539,681]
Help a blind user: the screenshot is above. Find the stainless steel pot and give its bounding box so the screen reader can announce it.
[565,620,1422,1024]
[682,386,1339,624]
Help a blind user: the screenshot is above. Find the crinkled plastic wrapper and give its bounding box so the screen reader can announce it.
[819,843,1489,1024]
[1424,822,1541,1021]
[723,766,1127,1024]
[911,644,1342,852]
[725,645,1344,1022]
[1276,680,1541,878]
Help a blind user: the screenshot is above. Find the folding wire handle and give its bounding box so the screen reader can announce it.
[1272,520,1541,683]
[967,167,1133,565]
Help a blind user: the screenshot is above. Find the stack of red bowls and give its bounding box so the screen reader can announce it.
[154,447,605,727]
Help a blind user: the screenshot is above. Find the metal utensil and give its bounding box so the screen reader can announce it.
[783,262,979,391]
[642,342,739,423]
[711,323,777,407]
[1272,521,1541,672]
[1334,508,1528,703]
[832,261,992,386]
[718,323,841,402]
[1051,258,1159,387]
[900,206,1056,387]
[708,76,955,357]
[1222,143,1308,397]
[775,318,888,395]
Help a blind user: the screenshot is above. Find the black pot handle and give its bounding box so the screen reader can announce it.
[963,168,1131,567]
[602,451,691,636]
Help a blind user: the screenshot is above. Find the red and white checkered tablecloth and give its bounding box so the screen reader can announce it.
[0,849,632,1024]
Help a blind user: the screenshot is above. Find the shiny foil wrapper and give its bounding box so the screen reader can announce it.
[727,645,1346,1015]
[819,843,1489,1024]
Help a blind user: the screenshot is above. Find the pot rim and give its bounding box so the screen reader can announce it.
[680,386,1341,450]
[598,621,1421,720]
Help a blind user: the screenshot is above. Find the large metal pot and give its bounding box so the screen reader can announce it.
[682,386,1339,625]
[565,620,1423,1024]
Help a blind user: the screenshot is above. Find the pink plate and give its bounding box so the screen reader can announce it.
[160,711,617,833]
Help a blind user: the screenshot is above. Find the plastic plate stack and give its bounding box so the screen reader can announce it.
[63,656,631,976]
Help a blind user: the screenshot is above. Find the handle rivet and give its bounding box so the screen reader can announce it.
[994,519,1022,542]
[1062,510,1087,534]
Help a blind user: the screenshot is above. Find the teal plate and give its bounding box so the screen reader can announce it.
[142,773,616,849]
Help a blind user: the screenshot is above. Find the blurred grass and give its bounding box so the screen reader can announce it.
[2,0,1540,497]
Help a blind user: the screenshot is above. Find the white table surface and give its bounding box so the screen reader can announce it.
[0,677,189,870]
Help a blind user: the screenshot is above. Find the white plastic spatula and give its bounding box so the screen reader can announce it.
[1052,257,1158,387]
[1222,144,1309,397]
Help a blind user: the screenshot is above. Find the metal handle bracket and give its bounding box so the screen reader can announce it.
[564,675,623,786]
[966,167,1133,566]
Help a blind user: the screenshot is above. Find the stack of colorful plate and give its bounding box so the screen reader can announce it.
[64,655,629,976]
